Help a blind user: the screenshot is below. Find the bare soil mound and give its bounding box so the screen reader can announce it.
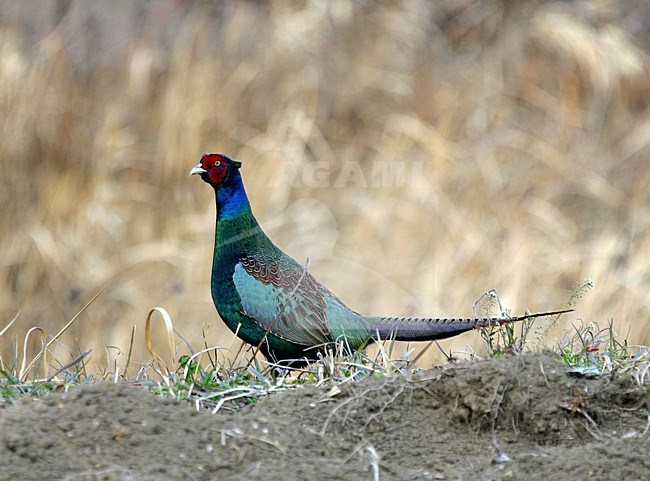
[1,353,649,480]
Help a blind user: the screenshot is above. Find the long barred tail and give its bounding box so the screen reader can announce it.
[370,309,573,342]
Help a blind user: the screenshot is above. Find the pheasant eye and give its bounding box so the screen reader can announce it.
[215,161,221,167]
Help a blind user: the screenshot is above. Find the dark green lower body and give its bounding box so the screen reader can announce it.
[216,304,325,366]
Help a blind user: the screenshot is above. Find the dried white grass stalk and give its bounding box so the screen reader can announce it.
[145,306,176,370]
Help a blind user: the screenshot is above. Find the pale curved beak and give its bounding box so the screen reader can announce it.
[189,163,207,176]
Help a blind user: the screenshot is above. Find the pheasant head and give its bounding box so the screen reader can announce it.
[190,153,243,186]
[190,153,249,219]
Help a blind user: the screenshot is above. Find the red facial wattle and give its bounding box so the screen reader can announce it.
[201,154,228,184]
[208,164,227,184]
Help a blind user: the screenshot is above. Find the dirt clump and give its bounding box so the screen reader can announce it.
[1,353,648,480]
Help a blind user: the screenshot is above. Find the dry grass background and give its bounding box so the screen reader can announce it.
[1,0,649,372]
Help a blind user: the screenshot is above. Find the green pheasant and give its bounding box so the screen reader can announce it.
[191,153,570,365]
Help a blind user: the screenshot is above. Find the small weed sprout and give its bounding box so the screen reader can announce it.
[478,280,594,358]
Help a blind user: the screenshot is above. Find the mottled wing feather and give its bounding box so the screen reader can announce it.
[233,255,332,346]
